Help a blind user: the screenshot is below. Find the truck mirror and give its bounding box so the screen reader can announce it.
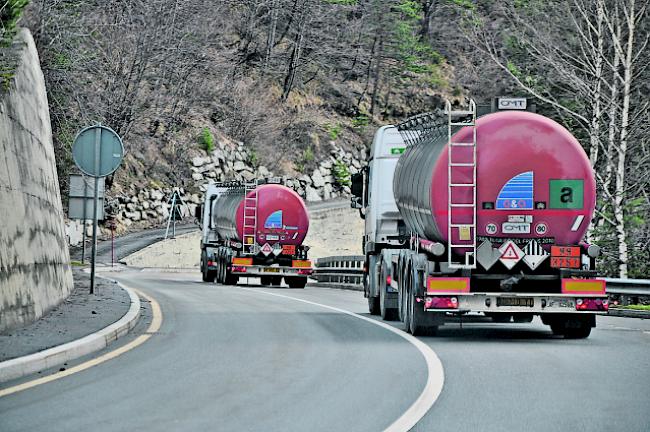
[351,197,365,219]
[351,196,362,209]
[351,173,363,197]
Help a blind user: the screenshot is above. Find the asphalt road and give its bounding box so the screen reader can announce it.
[1,271,649,431]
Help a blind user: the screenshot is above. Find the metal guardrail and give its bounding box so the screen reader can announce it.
[312,255,364,288]
[602,278,650,295]
[312,256,650,298]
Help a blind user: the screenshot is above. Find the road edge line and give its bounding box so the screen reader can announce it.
[0,286,161,397]
[240,287,444,432]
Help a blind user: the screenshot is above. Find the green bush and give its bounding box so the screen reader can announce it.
[247,149,259,168]
[351,113,369,129]
[326,123,342,140]
[200,127,215,153]
[293,147,314,173]
[1,0,29,45]
[331,160,351,188]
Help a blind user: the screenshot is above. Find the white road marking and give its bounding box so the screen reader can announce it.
[241,287,445,432]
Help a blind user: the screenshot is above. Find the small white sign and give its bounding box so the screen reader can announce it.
[266,234,279,241]
[535,222,548,235]
[272,243,282,256]
[507,215,533,223]
[485,223,498,235]
[502,222,531,234]
[498,97,527,110]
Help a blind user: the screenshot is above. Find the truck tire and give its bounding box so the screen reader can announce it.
[408,267,435,336]
[563,325,591,339]
[380,264,397,321]
[366,254,380,315]
[286,277,307,289]
[548,315,593,339]
[200,252,215,282]
[203,268,215,283]
[224,269,238,285]
[368,297,380,315]
[260,276,272,286]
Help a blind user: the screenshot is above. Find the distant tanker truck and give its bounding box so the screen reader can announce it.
[197,179,312,288]
[352,98,607,338]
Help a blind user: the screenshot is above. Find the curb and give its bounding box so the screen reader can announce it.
[0,282,141,384]
[608,308,650,319]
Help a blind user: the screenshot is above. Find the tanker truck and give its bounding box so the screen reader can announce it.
[197,179,312,288]
[351,98,607,338]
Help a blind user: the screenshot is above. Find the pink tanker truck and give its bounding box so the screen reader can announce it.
[197,179,312,288]
[351,98,607,338]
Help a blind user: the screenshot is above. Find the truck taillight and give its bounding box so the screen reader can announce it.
[386,275,392,286]
[231,266,247,273]
[207,260,214,266]
[576,298,608,311]
[425,296,458,309]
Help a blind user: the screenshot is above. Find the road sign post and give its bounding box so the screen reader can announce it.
[72,124,124,294]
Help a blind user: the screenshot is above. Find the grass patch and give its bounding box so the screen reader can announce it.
[619,304,650,311]
[200,127,215,153]
[70,260,86,267]
[331,160,351,187]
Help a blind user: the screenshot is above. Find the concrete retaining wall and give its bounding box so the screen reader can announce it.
[0,29,73,332]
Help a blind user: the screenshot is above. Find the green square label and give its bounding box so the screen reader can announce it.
[391,147,405,155]
[549,180,584,209]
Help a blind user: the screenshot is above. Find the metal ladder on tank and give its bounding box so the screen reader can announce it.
[446,99,477,269]
[242,180,258,255]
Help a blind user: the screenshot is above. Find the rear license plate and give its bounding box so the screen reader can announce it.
[264,268,280,273]
[497,297,534,307]
[550,257,581,268]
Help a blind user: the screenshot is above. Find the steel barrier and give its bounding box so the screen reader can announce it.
[312,256,650,298]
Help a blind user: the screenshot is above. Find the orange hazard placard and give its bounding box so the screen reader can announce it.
[282,245,296,255]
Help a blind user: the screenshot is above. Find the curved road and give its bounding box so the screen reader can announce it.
[1,270,649,431]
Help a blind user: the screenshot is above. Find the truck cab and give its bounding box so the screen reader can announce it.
[351,126,407,317]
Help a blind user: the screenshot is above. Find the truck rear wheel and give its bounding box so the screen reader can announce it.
[286,276,307,289]
[224,269,238,285]
[202,268,215,282]
[201,252,215,282]
[260,276,272,286]
[548,315,593,339]
[368,297,380,315]
[405,264,437,336]
[379,262,397,320]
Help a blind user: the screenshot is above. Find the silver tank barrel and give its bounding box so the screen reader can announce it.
[211,189,244,242]
[393,125,447,241]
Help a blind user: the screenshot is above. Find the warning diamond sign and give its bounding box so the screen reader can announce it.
[498,240,524,270]
[260,243,273,256]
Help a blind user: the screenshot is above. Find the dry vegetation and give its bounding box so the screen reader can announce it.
[6,0,648,277]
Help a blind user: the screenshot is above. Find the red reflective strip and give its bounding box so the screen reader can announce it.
[426,277,470,293]
[561,279,605,295]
